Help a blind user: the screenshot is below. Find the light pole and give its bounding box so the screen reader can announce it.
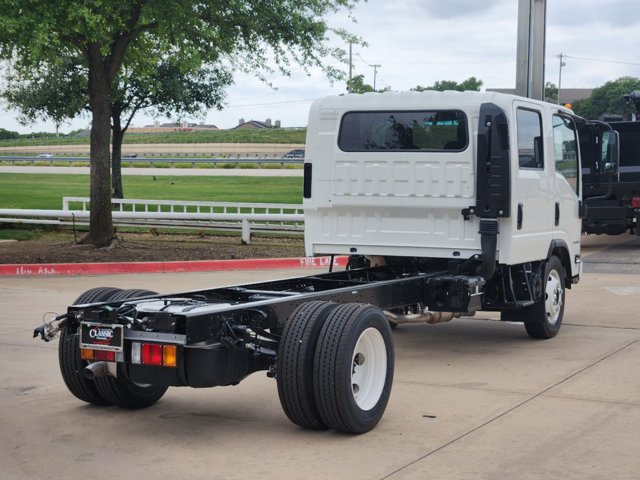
[558,53,566,104]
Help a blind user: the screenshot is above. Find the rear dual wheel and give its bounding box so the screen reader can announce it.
[91,289,168,409]
[277,302,394,434]
[59,288,167,408]
[277,301,338,429]
[93,364,168,409]
[58,287,123,405]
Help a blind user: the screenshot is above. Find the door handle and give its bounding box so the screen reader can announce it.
[578,201,587,219]
[517,203,523,230]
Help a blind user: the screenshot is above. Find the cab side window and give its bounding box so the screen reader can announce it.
[516,108,544,169]
[552,114,579,194]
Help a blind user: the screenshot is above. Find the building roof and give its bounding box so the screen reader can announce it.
[233,120,272,129]
[233,119,281,130]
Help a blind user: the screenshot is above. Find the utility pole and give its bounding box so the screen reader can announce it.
[515,0,547,100]
[348,41,353,93]
[370,64,381,91]
[557,53,566,104]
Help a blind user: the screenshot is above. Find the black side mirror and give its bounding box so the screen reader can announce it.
[601,130,619,175]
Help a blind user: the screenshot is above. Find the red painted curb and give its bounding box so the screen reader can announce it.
[0,256,347,276]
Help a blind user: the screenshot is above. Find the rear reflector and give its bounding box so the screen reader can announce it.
[631,197,640,209]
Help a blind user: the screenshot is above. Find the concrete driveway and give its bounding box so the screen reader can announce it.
[1,235,639,479]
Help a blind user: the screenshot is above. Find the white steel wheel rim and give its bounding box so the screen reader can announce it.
[545,269,563,326]
[351,327,387,411]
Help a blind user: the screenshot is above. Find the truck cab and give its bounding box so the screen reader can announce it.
[304,91,584,285]
[581,120,639,235]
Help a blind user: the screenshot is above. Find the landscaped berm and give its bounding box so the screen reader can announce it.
[0,230,305,265]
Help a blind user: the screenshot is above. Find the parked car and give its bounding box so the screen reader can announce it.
[283,148,305,158]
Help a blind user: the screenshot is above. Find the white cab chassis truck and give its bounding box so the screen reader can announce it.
[35,91,617,434]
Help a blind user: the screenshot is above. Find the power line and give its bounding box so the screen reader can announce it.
[558,54,640,67]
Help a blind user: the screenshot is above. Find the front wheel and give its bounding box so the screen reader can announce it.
[523,256,566,339]
[313,304,394,434]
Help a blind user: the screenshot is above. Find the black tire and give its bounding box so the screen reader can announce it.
[90,288,167,409]
[277,301,338,430]
[94,368,168,409]
[313,303,394,434]
[109,289,157,301]
[58,287,123,405]
[523,256,566,339]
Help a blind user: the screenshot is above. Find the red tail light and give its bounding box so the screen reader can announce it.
[141,343,163,365]
[94,350,116,362]
[631,197,640,209]
[132,342,178,367]
[80,348,115,362]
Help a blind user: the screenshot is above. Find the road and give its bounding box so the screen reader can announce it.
[1,234,639,479]
[0,165,303,177]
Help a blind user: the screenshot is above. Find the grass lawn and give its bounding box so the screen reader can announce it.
[0,173,303,210]
[0,128,306,147]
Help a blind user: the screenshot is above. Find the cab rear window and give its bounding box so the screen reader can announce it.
[338,110,468,152]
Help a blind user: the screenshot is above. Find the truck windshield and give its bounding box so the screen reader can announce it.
[338,110,468,152]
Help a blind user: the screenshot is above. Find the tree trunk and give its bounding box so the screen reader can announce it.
[80,47,115,247]
[112,110,124,199]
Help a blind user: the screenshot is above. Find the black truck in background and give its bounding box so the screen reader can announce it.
[581,92,640,236]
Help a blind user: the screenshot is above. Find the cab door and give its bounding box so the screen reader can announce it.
[507,101,554,264]
[551,113,582,275]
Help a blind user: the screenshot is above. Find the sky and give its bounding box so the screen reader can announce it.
[1,0,639,134]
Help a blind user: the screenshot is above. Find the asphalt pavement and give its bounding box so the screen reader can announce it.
[1,235,639,479]
[0,165,303,176]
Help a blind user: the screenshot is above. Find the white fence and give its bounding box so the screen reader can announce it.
[0,197,305,244]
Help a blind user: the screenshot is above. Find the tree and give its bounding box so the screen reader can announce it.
[545,82,558,103]
[347,74,375,93]
[0,1,358,246]
[0,128,20,140]
[571,76,640,119]
[346,74,390,94]
[412,77,483,92]
[109,55,232,198]
[2,59,87,129]
[3,52,232,199]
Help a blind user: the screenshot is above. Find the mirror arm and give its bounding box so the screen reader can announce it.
[585,172,614,204]
[587,120,614,131]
